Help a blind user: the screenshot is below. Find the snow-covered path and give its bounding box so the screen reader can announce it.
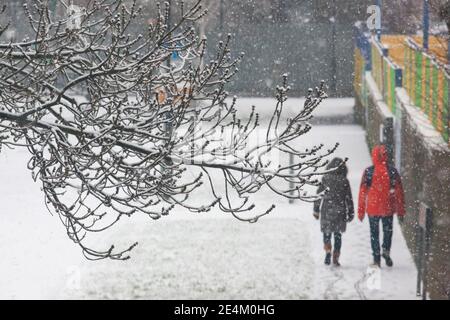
[0,100,418,300]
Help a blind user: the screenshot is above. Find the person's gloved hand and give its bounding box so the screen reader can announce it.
[346,215,354,223]
[313,212,319,220]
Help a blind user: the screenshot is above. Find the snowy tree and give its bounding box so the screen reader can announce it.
[429,0,450,33]
[0,0,336,260]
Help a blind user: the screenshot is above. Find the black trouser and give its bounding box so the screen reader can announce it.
[369,216,393,262]
[323,232,342,253]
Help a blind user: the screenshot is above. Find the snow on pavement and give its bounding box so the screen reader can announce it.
[0,147,80,299]
[0,99,418,300]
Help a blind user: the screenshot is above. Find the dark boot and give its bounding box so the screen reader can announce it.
[324,244,332,265]
[372,255,381,268]
[382,251,393,267]
[333,251,341,267]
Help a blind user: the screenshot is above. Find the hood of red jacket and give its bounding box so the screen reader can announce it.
[372,145,387,167]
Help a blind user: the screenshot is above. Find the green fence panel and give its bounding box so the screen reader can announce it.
[444,79,449,142]
[432,66,438,128]
[416,51,423,108]
[403,39,448,143]
[391,66,396,113]
[425,57,431,115]
[411,48,416,100]
[384,59,388,101]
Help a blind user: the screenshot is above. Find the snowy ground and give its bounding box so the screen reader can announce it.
[0,98,418,300]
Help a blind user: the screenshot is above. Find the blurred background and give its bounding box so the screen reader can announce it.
[3,0,448,97]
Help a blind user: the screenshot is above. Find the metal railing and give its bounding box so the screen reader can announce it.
[404,38,449,143]
[371,38,403,113]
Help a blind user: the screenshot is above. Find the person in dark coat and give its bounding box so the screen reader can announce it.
[313,158,355,266]
[358,145,406,267]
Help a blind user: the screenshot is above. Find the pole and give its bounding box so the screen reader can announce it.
[423,0,430,50]
[422,207,433,300]
[220,0,224,32]
[422,228,429,300]
[167,0,172,69]
[330,2,337,96]
[165,0,173,158]
[289,152,295,204]
[376,0,382,41]
[416,227,423,297]
[416,205,433,299]
[279,0,287,22]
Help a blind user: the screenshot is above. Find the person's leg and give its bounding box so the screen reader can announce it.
[323,233,332,247]
[333,232,342,266]
[323,233,332,265]
[333,232,342,253]
[381,216,394,253]
[369,217,381,265]
[381,216,394,266]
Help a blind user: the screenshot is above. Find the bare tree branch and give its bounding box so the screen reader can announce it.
[0,0,336,260]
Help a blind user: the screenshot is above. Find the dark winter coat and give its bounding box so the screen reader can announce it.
[314,158,355,234]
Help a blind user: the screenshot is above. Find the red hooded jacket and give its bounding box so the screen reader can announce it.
[358,146,406,220]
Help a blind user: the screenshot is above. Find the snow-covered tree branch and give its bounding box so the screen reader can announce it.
[430,0,450,30]
[0,0,336,260]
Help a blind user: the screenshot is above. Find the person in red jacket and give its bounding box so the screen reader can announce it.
[358,145,406,267]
